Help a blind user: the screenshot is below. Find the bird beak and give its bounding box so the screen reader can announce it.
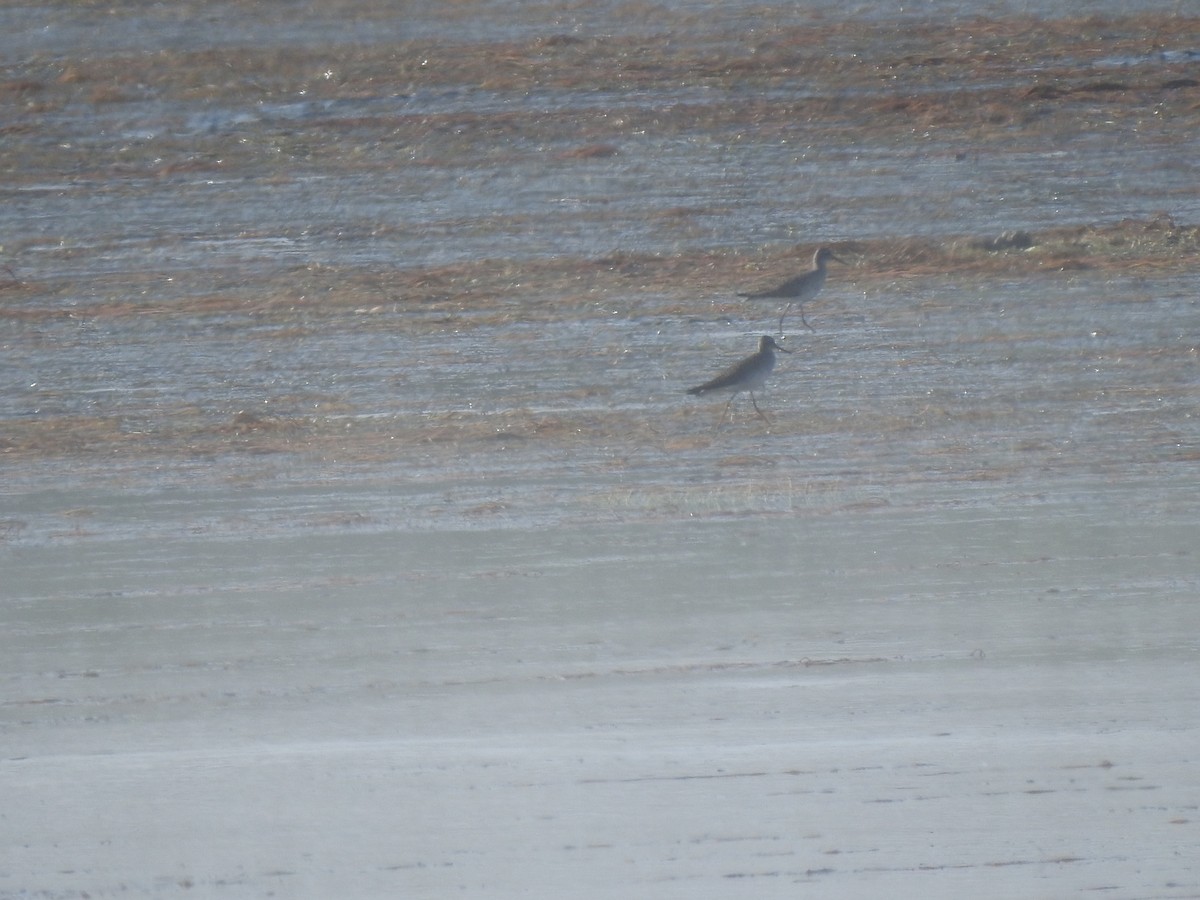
[829,252,848,264]
[775,342,793,353]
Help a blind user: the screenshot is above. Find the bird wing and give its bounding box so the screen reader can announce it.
[737,273,806,299]
[686,352,769,394]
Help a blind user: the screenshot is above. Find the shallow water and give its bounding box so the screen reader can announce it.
[5,505,1199,898]
[3,2,1200,898]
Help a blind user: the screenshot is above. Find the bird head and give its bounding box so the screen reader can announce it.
[815,246,846,266]
[762,335,792,353]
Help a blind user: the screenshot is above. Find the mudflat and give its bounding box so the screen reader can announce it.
[2,3,1199,898]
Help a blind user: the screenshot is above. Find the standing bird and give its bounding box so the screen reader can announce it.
[737,246,845,334]
[686,335,791,425]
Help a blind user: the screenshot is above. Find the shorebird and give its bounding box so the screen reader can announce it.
[738,246,845,334]
[686,335,791,424]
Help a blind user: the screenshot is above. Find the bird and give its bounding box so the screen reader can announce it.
[737,246,845,334]
[685,335,791,424]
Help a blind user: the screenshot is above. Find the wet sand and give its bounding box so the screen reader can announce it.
[3,2,1200,898]
[5,506,1199,898]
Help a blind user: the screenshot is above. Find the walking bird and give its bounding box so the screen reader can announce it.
[685,335,791,424]
[738,246,845,334]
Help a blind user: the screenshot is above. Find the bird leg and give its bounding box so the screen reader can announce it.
[748,391,772,423]
[779,302,816,335]
[714,394,736,429]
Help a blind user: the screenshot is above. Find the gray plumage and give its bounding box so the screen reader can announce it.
[686,335,791,423]
[738,246,844,333]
